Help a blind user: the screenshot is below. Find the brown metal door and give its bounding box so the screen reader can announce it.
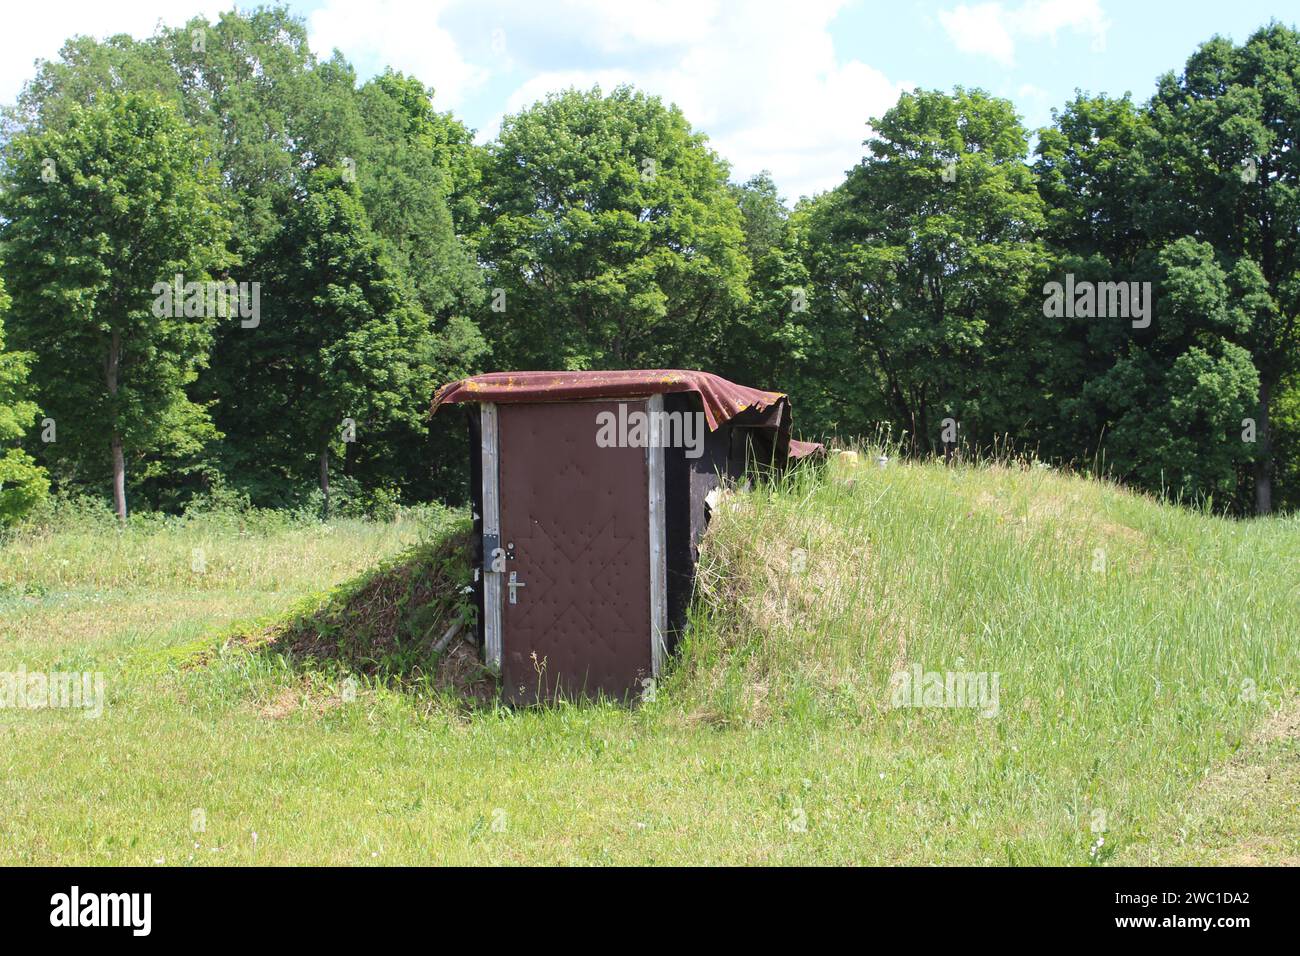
[496,400,652,703]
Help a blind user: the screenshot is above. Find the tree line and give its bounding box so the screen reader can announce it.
[0,7,1296,521]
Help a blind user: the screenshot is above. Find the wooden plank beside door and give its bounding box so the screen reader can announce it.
[647,394,667,681]
[481,402,502,670]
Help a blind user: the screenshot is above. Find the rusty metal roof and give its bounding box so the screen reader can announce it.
[433,369,822,459]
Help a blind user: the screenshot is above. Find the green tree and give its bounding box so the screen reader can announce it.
[0,271,49,524]
[1145,23,1300,513]
[1274,374,1300,510]
[2,32,177,140]
[355,70,483,320]
[1034,94,1152,263]
[2,9,497,512]
[155,8,366,265]
[805,88,1048,451]
[348,72,488,506]
[157,15,487,507]
[0,92,231,520]
[4,9,355,508]
[1077,239,1261,503]
[713,175,837,430]
[479,85,749,370]
[1027,88,1268,509]
[1031,94,1157,465]
[230,168,485,515]
[733,172,788,263]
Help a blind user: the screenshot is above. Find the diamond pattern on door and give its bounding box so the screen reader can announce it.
[497,400,651,703]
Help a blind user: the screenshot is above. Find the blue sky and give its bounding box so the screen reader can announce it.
[1,1,1291,199]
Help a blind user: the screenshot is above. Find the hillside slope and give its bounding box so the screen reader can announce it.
[2,460,1296,864]
[670,455,1300,862]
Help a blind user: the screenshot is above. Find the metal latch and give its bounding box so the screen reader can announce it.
[508,571,526,604]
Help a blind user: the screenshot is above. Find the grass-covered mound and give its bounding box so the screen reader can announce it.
[223,516,490,701]
[10,454,1295,863]
[662,451,1298,861]
[680,451,1299,723]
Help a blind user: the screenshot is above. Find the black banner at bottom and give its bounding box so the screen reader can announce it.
[0,866,1287,942]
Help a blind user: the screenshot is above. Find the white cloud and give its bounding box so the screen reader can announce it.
[938,0,1109,67]
[1015,81,1051,107]
[307,0,486,107]
[563,0,718,52]
[1,0,909,200]
[485,0,909,199]
[939,3,1016,66]
[1017,0,1109,43]
[0,1,227,108]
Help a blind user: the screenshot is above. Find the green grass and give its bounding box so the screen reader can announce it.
[1,460,1297,865]
[1115,703,1300,865]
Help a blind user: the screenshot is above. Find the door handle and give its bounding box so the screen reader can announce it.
[508,571,526,604]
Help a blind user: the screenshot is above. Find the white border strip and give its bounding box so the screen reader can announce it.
[481,403,503,670]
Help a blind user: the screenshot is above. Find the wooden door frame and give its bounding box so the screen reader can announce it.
[480,403,503,670]
[646,395,667,679]
[479,398,667,681]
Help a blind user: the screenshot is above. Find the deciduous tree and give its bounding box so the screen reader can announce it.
[479,85,749,370]
[805,88,1048,451]
[1145,23,1300,513]
[0,271,49,524]
[0,92,230,519]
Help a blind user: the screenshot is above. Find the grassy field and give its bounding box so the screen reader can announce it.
[1,460,1297,865]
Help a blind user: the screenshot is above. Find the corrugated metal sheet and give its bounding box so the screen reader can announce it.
[433,369,822,459]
